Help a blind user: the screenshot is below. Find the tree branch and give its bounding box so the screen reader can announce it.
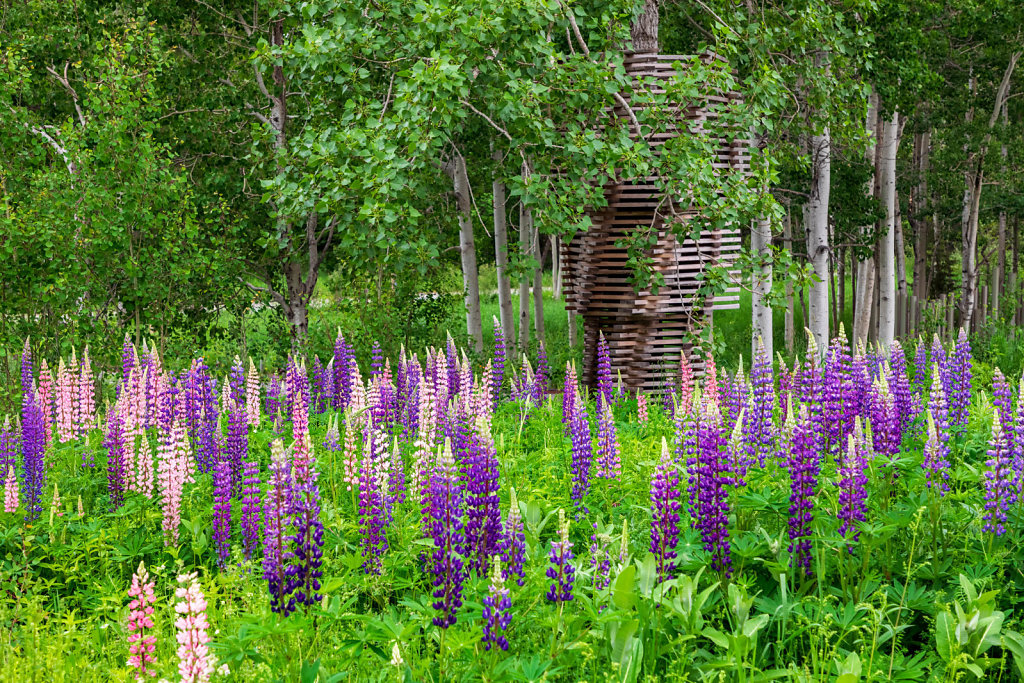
[45,62,87,128]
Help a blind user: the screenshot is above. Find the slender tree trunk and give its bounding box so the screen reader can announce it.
[895,190,907,336]
[838,247,846,332]
[751,216,773,359]
[806,125,832,353]
[552,236,562,299]
[912,130,931,301]
[995,102,1008,319]
[631,0,659,52]
[961,52,1021,330]
[784,203,795,354]
[853,90,878,347]
[531,220,546,347]
[877,110,898,349]
[449,155,483,352]
[518,165,531,352]
[492,149,516,355]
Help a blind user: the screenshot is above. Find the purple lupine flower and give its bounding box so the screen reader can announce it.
[225,397,248,499]
[464,419,502,576]
[240,457,262,561]
[720,364,744,433]
[265,374,283,433]
[534,343,550,406]
[596,332,613,415]
[332,331,350,411]
[675,401,700,509]
[889,340,913,436]
[726,412,748,487]
[694,400,731,575]
[822,336,851,457]
[787,406,820,576]
[185,358,217,474]
[0,418,17,488]
[371,342,383,380]
[983,413,1014,536]
[745,338,776,467]
[993,368,1013,433]
[569,393,593,506]
[311,356,328,415]
[796,337,825,453]
[21,389,46,520]
[387,435,407,509]
[481,559,512,651]
[848,346,872,422]
[492,317,506,410]
[263,441,295,615]
[836,419,868,548]
[105,402,127,511]
[229,357,246,413]
[212,439,232,567]
[924,366,951,493]
[595,395,621,480]
[545,509,575,603]
[426,439,466,628]
[561,363,578,432]
[777,355,793,422]
[360,429,390,575]
[1014,375,1024,497]
[650,437,682,582]
[499,488,526,587]
[121,333,135,389]
[949,329,973,431]
[20,338,33,401]
[869,373,900,463]
[287,467,324,608]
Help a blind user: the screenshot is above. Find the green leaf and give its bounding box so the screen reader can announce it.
[612,565,638,611]
[936,611,954,662]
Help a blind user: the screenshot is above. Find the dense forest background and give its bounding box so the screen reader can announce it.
[2,0,1022,389]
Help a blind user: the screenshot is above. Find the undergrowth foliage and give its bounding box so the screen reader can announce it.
[3,328,1024,681]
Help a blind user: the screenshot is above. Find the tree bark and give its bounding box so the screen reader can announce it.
[877,110,899,349]
[853,90,878,347]
[751,216,773,359]
[961,52,1021,330]
[995,101,1008,318]
[492,149,516,354]
[448,154,484,352]
[552,236,562,299]
[631,0,659,53]
[912,130,931,301]
[531,219,546,347]
[784,203,795,354]
[517,164,531,352]
[806,126,831,354]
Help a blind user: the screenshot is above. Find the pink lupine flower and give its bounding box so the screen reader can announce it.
[127,561,157,680]
[4,465,18,513]
[174,572,215,683]
[78,347,96,436]
[158,420,189,545]
[703,354,719,408]
[39,362,54,448]
[342,417,359,492]
[637,390,648,425]
[137,434,155,499]
[56,357,77,443]
[246,358,261,427]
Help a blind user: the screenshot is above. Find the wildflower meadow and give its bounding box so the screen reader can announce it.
[3,324,1024,682]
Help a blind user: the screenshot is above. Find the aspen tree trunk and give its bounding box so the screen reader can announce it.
[492,149,516,354]
[894,190,907,335]
[631,0,659,52]
[751,217,773,359]
[552,236,562,299]
[806,125,832,353]
[531,221,546,346]
[450,155,484,352]
[961,52,1021,329]
[784,205,795,353]
[853,91,879,347]
[995,102,1008,318]
[518,164,531,352]
[912,130,931,300]
[877,111,899,349]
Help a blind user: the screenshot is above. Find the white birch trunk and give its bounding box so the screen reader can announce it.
[877,111,899,350]
[751,217,773,359]
[806,127,831,354]
[517,165,531,352]
[853,90,878,347]
[492,150,516,354]
[451,155,483,352]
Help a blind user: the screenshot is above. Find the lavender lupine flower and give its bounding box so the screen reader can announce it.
[229,357,245,412]
[836,424,868,549]
[387,436,407,509]
[287,466,324,608]
[650,437,682,582]
[499,488,526,587]
[561,363,578,431]
[777,355,793,422]
[993,368,1013,433]
[869,373,900,463]
[983,413,1014,536]
[240,457,262,561]
[596,332,613,414]
[797,335,825,453]
[930,334,951,396]
[1015,375,1024,497]
[745,339,776,467]
[332,331,350,411]
[720,364,743,432]
[263,441,296,615]
[924,366,952,493]
[949,329,973,431]
[912,339,929,403]
[889,341,913,435]
[481,558,512,651]
[492,317,506,410]
[569,394,593,506]
[212,442,232,568]
[674,398,700,509]
[21,366,46,519]
[787,406,820,576]
[265,374,283,433]
[311,356,328,415]
[589,525,613,593]
[727,411,748,487]
[224,398,248,499]
[464,419,502,576]
[534,343,549,406]
[545,509,575,603]
[105,401,128,511]
[595,396,621,480]
[0,418,17,491]
[359,429,390,575]
[426,439,466,628]
[695,400,731,575]
[822,336,852,457]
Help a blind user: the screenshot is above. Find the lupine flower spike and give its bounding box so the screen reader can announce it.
[481,558,512,651]
[174,572,216,683]
[126,561,157,681]
[545,509,575,603]
[650,437,681,583]
[4,465,18,513]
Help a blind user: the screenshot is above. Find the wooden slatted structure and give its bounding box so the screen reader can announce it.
[561,53,747,395]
